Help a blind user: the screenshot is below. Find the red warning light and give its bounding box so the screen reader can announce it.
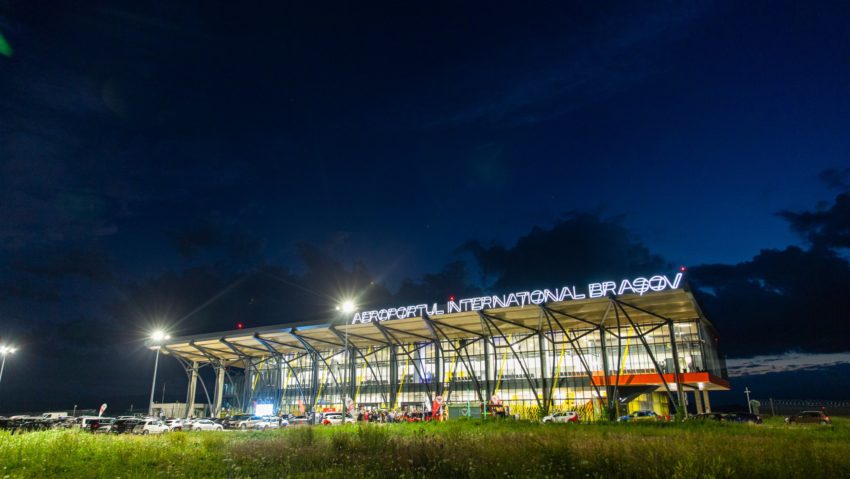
[236,322,245,330]
[449,295,455,302]
[680,266,687,272]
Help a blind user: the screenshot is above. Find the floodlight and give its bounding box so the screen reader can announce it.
[340,300,356,314]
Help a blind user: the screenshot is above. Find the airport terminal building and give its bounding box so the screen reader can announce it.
[151,271,729,420]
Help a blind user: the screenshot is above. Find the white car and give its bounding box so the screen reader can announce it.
[321,413,355,425]
[133,419,170,435]
[542,411,579,424]
[190,419,224,431]
[233,416,264,430]
[166,419,187,431]
[254,417,287,430]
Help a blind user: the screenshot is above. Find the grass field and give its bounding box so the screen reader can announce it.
[1,418,849,478]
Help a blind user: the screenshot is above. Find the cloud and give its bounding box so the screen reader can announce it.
[690,245,850,357]
[167,218,265,262]
[8,245,113,280]
[460,212,669,290]
[0,278,61,302]
[726,351,850,377]
[819,167,850,191]
[427,3,710,127]
[777,192,850,251]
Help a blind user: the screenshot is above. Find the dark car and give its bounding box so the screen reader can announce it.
[687,412,726,422]
[222,414,255,430]
[111,418,144,434]
[785,410,831,425]
[723,412,762,424]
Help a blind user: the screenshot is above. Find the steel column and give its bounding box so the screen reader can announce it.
[598,326,613,420]
[213,365,225,417]
[186,361,199,418]
[538,331,549,416]
[667,320,687,417]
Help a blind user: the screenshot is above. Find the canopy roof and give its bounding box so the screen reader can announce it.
[154,288,707,365]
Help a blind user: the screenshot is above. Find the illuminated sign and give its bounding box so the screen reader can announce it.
[350,272,683,324]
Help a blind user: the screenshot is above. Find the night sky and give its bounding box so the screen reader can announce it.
[1,1,849,413]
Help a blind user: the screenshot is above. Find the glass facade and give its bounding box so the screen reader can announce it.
[214,317,725,420]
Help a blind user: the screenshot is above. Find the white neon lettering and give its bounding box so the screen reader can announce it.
[529,290,544,304]
[664,272,683,289]
[588,283,604,298]
[480,296,492,309]
[600,281,617,297]
[349,272,684,324]
[618,279,635,295]
[470,297,484,311]
[516,291,529,306]
[632,277,650,295]
[648,275,666,291]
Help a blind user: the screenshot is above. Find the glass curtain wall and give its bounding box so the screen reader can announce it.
[226,319,721,418]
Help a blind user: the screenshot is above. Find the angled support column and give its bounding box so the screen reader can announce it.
[667,320,688,417]
[479,312,542,409]
[598,325,614,420]
[213,364,225,417]
[540,306,605,402]
[694,389,704,414]
[538,331,549,416]
[389,344,398,408]
[424,314,485,403]
[613,301,680,415]
[186,361,199,418]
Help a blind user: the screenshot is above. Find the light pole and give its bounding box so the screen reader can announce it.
[336,300,356,419]
[744,387,752,414]
[0,345,18,389]
[148,330,170,416]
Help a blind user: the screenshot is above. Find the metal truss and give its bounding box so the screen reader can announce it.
[165,294,699,418]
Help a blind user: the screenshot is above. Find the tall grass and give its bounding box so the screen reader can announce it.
[1,419,848,478]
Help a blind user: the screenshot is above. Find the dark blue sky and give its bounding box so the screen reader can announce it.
[1,1,849,412]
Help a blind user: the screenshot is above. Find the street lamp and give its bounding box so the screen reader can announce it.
[0,345,17,389]
[148,330,171,416]
[336,300,356,418]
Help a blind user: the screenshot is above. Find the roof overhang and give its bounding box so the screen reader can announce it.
[152,289,705,364]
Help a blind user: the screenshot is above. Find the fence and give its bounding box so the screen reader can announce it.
[755,399,850,417]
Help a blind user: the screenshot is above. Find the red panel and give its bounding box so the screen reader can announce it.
[590,372,730,390]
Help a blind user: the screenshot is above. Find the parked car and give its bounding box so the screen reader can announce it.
[686,412,726,422]
[222,414,257,430]
[254,417,284,430]
[41,412,69,420]
[190,419,224,431]
[785,411,831,425]
[94,424,113,434]
[617,410,662,422]
[289,415,312,426]
[723,412,763,424]
[166,419,186,431]
[110,418,143,434]
[321,413,355,425]
[133,419,170,435]
[542,411,579,423]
